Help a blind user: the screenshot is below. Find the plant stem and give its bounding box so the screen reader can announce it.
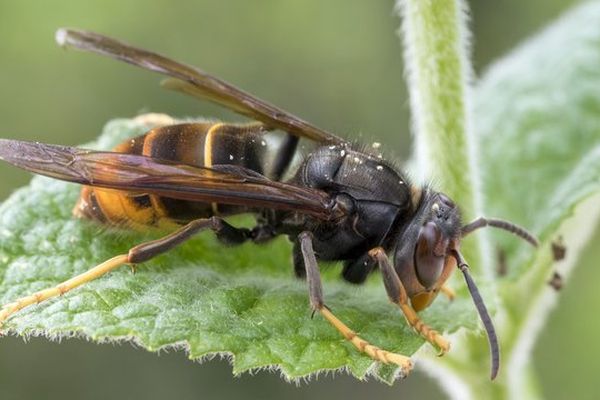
[397,0,496,398]
[397,0,479,218]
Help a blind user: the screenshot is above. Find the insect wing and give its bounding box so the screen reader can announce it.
[56,28,344,145]
[0,139,334,219]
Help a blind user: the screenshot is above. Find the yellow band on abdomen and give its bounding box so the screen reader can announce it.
[204,123,224,215]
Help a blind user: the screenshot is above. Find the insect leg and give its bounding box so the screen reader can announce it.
[369,247,450,355]
[341,253,377,284]
[270,134,299,181]
[440,285,456,301]
[298,232,413,372]
[0,217,247,328]
[292,243,307,278]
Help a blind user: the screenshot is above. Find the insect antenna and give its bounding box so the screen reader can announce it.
[461,217,539,247]
[451,249,500,380]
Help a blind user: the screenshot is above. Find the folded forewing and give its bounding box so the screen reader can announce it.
[0,139,334,220]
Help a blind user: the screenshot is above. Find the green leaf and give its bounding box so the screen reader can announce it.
[478,1,600,393]
[477,1,600,269]
[0,117,477,384]
[475,0,600,323]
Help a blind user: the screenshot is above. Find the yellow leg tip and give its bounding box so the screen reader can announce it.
[440,285,456,301]
[386,352,414,373]
[318,307,413,374]
[433,336,451,356]
[426,331,450,357]
[0,253,130,329]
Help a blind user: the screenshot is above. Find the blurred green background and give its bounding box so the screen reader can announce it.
[0,1,596,399]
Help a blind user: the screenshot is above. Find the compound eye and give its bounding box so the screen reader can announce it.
[414,222,446,289]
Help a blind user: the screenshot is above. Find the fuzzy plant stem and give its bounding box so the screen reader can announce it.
[397,0,501,398]
[397,0,490,274]
[397,0,480,214]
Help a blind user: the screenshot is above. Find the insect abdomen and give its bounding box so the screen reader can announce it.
[74,122,269,228]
